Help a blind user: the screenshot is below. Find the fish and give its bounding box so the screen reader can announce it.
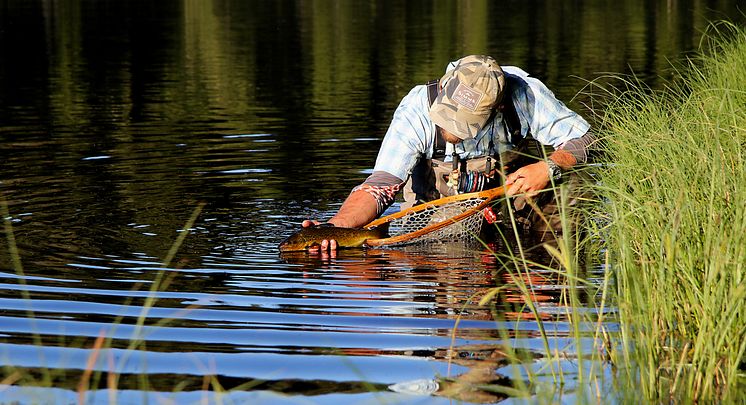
[278,225,387,252]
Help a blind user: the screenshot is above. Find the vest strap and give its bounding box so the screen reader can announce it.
[425,80,447,159]
[499,92,523,144]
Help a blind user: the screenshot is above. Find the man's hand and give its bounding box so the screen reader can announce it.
[505,150,577,197]
[301,220,338,254]
[504,161,551,197]
[299,188,379,254]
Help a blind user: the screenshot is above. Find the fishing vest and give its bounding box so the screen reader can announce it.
[401,79,538,209]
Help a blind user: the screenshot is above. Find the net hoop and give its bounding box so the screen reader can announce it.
[363,185,507,247]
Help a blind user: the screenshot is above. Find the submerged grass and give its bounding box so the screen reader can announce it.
[0,200,226,401]
[595,22,746,403]
[473,178,614,403]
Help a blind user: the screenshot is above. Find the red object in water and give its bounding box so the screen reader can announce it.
[483,207,497,224]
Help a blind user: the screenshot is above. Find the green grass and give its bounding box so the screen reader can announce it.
[474,21,746,404]
[470,180,613,403]
[585,21,746,403]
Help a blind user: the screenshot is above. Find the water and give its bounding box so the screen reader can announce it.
[0,1,743,403]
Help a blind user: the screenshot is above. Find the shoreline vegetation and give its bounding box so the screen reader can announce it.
[595,21,745,403]
[497,21,746,403]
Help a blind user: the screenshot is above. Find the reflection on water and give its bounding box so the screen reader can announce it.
[0,0,741,402]
[0,215,609,403]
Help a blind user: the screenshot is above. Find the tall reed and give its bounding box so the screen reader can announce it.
[473,159,613,403]
[594,22,746,403]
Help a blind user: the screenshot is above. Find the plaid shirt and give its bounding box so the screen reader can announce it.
[372,66,590,182]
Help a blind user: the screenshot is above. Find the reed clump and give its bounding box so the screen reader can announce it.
[594,22,746,403]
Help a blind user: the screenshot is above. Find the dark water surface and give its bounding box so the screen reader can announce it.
[1,1,743,403]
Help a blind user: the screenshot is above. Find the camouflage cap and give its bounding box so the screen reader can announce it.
[429,55,506,140]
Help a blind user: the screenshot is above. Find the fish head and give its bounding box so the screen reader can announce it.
[278,230,319,252]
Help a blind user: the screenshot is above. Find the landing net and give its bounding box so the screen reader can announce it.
[363,185,507,247]
[378,196,489,246]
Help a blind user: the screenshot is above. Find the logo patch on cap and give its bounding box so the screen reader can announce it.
[451,83,483,112]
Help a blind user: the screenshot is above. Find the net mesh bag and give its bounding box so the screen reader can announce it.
[384,196,489,246]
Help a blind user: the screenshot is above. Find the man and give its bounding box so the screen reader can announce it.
[303,55,595,251]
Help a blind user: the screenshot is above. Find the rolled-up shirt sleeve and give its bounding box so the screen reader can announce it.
[353,171,405,216]
[559,131,598,164]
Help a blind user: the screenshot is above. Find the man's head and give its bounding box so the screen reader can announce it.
[429,55,506,141]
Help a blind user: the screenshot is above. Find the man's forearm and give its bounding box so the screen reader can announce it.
[548,148,577,170]
[328,189,379,228]
[559,131,597,165]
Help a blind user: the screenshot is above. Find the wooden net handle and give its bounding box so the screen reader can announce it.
[363,185,508,230]
[363,185,508,246]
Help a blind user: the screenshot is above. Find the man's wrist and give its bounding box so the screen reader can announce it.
[328,218,347,228]
[546,158,562,181]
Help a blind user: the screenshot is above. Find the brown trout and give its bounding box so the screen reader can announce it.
[278,225,387,252]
